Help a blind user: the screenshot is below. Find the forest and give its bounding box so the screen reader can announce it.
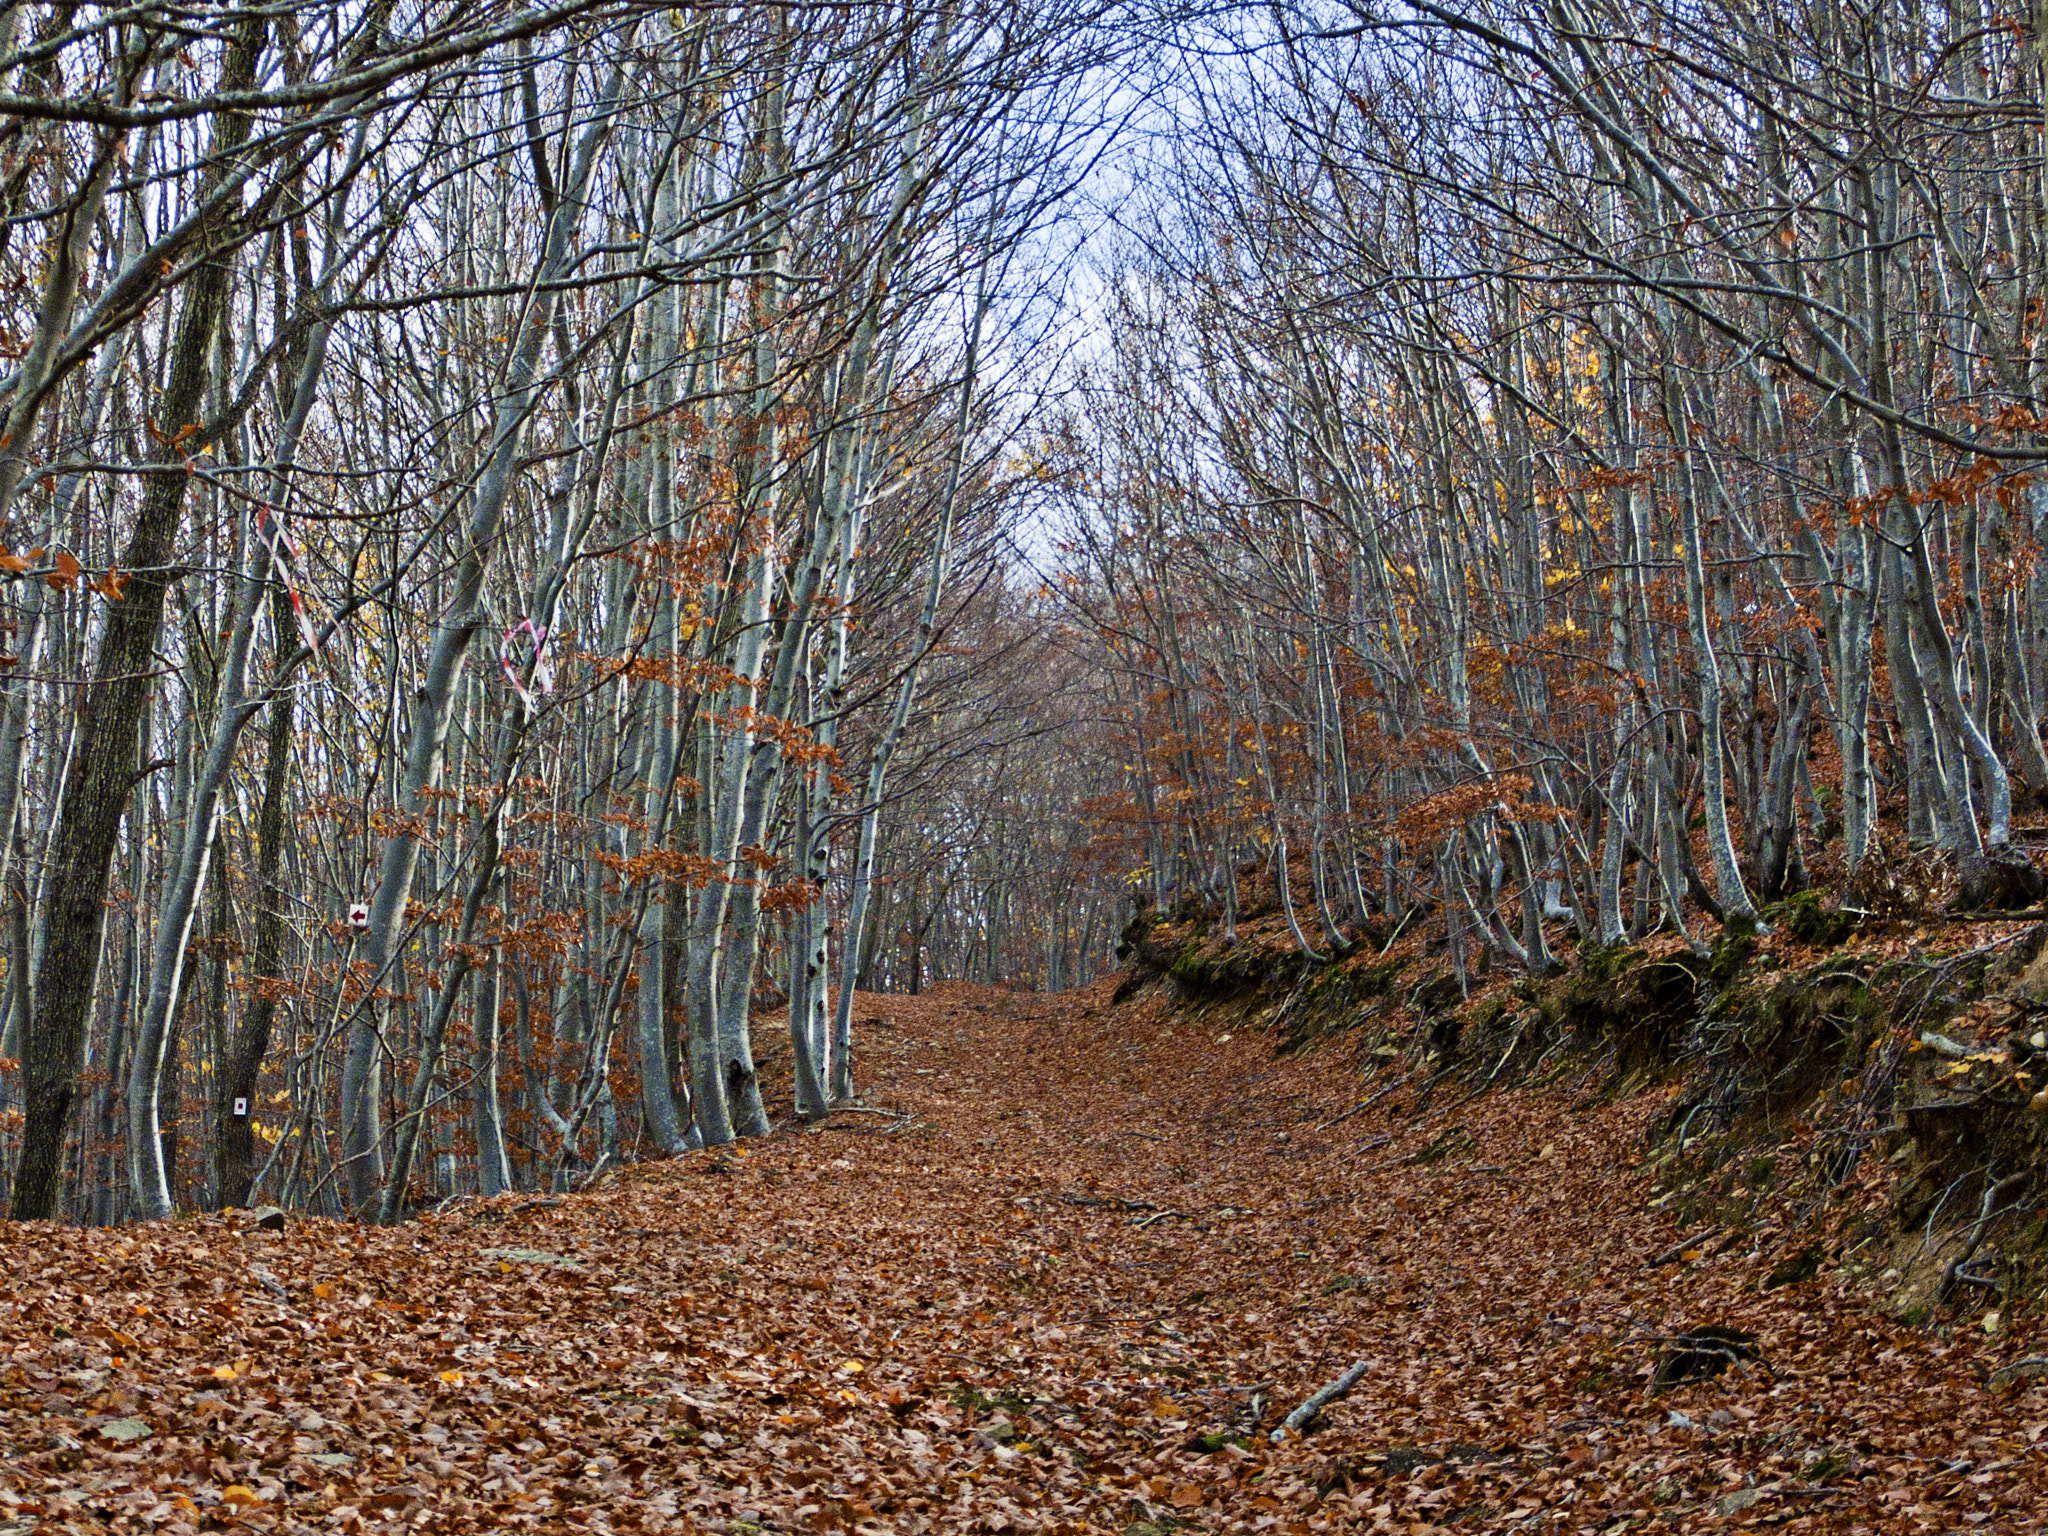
[2,0,2047,1232]
[10,3,2048,1532]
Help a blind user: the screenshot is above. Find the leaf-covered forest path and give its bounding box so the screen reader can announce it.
[3,979,2046,1533]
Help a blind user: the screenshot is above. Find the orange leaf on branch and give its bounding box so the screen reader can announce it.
[44,549,79,591]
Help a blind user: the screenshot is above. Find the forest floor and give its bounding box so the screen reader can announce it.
[2,978,2047,1534]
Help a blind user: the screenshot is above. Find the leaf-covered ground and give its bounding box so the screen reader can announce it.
[2,978,2045,1533]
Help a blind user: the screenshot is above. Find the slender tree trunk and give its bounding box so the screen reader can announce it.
[1670,375,1757,923]
[472,951,512,1197]
[214,649,294,1208]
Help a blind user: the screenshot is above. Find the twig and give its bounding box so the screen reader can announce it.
[1647,1230,1714,1268]
[1413,1075,1499,1126]
[1270,1360,1371,1443]
[1405,1063,1462,1118]
[1320,1096,1386,1130]
[1989,1357,2048,1389]
[1941,1171,2032,1302]
[1484,1029,1523,1084]
[1324,1059,1418,1129]
[1062,1194,1160,1212]
[1134,1209,1189,1228]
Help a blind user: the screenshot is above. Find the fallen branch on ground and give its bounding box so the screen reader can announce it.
[1062,1194,1160,1212]
[1647,1230,1714,1268]
[1405,1064,1463,1118]
[1941,1171,2032,1302]
[1319,1098,1380,1130]
[1990,1357,2048,1389]
[1133,1209,1189,1228]
[1320,1056,1417,1130]
[1271,1360,1371,1443]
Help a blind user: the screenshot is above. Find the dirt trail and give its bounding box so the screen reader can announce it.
[1,980,2045,1533]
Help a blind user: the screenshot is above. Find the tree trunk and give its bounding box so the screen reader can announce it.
[214,654,294,1208]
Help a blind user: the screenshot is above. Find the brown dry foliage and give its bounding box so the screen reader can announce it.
[1,980,2044,1532]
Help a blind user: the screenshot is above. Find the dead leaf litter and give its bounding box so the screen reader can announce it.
[1,979,2043,1533]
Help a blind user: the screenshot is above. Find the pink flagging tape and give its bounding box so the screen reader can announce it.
[500,618,554,717]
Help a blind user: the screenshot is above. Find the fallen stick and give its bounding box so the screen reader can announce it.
[1319,1094,1388,1130]
[1271,1360,1371,1443]
[1062,1194,1160,1212]
[1319,1052,1417,1131]
[1941,1170,2032,1302]
[1646,1230,1714,1268]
